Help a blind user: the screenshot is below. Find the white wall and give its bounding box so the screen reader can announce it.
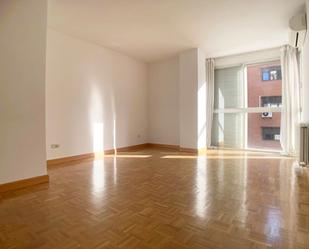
[148,57,179,145]
[0,0,47,184]
[179,49,199,149]
[148,49,206,150]
[302,0,309,123]
[46,29,148,160]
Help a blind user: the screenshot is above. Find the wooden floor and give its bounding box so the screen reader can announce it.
[1,148,309,249]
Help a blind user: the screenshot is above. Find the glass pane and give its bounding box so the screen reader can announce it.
[211,113,245,149]
[247,113,282,150]
[247,61,282,108]
[214,66,243,109]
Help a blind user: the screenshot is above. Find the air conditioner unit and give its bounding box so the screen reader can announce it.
[289,13,307,48]
[274,134,280,141]
[261,112,272,118]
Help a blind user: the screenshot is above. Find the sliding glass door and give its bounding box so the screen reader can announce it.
[211,61,282,151]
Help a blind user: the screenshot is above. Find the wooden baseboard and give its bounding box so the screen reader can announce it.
[179,147,198,153]
[101,143,149,156]
[116,143,149,152]
[47,143,149,167]
[148,143,198,154]
[0,175,49,193]
[148,143,180,150]
[47,143,201,168]
[47,153,95,167]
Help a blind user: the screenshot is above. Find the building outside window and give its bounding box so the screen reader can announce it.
[247,62,282,150]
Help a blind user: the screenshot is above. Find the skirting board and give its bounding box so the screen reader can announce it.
[47,143,200,167]
[47,153,95,167]
[148,143,199,154]
[179,147,199,153]
[47,143,149,167]
[116,143,149,152]
[148,143,180,150]
[0,175,49,193]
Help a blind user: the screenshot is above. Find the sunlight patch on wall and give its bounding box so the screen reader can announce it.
[90,82,105,157]
[93,122,104,156]
[198,82,206,149]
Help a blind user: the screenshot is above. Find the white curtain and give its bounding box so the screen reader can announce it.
[280,45,301,155]
[206,58,215,148]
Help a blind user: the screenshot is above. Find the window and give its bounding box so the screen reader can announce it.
[260,96,282,107]
[212,66,245,148]
[261,66,282,81]
[212,61,282,151]
[214,66,243,109]
[262,127,280,141]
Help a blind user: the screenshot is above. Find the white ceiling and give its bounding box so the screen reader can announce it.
[48,0,305,62]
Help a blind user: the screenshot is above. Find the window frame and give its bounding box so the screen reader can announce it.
[259,96,282,108]
[261,127,281,141]
[261,66,282,82]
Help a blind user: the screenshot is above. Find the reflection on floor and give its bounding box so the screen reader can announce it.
[1,148,309,249]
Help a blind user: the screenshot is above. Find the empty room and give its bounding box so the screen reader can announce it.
[1,0,309,248]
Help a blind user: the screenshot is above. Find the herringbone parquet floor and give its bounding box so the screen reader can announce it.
[1,148,309,249]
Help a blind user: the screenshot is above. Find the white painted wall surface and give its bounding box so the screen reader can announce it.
[148,57,179,145]
[302,0,309,123]
[179,49,199,149]
[0,0,47,184]
[46,29,148,160]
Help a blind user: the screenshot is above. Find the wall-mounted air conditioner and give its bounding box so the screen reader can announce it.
[289,13,307,48]
[261,112,272,118]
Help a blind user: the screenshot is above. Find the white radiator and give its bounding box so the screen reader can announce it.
[300,124,309,166]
